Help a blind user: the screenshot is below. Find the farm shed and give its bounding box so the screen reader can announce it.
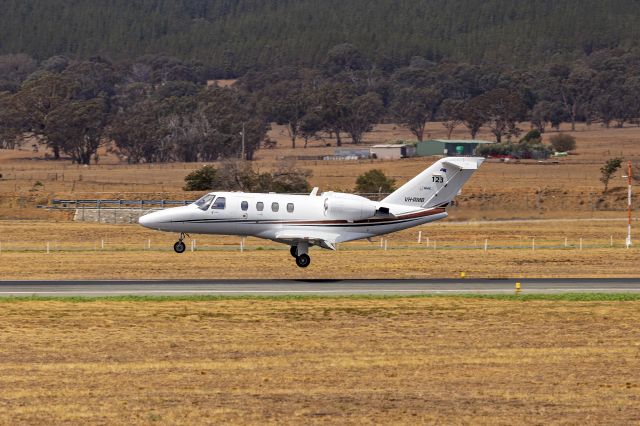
[416,139,494,156]
[370,144,415,160]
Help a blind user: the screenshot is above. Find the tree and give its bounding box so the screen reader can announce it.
[355,169,396,194]
[481,89,526,142]
[41,56,70,73]
[521,129,541,142]
[461,96,487,139]
[0,54,37,86]
[263,80,310,149]
[549,133,576,152]
[391,87,440,141]
[163,111,211,163]
[341,92,384,144]
[530,101,553,133]
[109,99,169,163]
[254,160,312,193]
[46,97,109,164]
[550,64,594,131]
[0,92,22,149]
[183,165,218,191]
[316,83,352,146]
[299,112,323,148]
[325,43,367,75]
[194,159,312,193]
[476,137,551,160]
[624,77,640,128]
[13,72,74,159]
[198,86,268,161]
[63,58,118,101]
[206,160,254,190]
[600,158,623,193]
[439,99,463,139]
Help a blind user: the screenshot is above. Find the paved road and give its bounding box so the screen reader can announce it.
[1,278,640,297]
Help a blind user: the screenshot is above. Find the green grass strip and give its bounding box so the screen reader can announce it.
[1,292,640,303]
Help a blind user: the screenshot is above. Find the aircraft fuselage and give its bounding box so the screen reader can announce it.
[139,191,446,244]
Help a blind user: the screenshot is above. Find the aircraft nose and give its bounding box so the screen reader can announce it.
[138,211,160,229]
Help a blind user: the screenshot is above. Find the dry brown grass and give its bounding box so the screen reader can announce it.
[1,121,639,222]
[0,298,639,424]
[0,219,638,279]
[2,122,639,200]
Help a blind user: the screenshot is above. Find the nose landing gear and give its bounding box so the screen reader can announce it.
[174,233,187,254]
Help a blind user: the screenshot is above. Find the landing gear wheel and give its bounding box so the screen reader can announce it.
[295,253,311,268]
[174,241,186,254]
[290,246,298,258]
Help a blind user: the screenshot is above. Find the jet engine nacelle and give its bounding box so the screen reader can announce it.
[323,193,377,222]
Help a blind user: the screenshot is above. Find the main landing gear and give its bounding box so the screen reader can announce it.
[290,243,311,268]
[295,254,311,268]
[174,233,187,254]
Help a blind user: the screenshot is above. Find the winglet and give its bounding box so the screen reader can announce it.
[310,187,319,196]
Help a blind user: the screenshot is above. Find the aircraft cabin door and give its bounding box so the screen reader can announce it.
[209,196,227,218]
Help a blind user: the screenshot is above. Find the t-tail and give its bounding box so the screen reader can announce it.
[381,157,484,208]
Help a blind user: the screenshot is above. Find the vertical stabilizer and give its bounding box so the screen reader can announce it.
[381,157,484,208]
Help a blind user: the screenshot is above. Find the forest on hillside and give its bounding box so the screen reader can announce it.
[1,46,640,165]
[1,1,640,166]
[0,0,639,75]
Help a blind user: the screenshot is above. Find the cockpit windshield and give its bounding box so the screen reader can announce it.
[194,194,215,211]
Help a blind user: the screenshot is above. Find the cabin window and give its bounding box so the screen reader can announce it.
[271,202,279,212]
[241,201,249,211]
[194,194,215,211]
[256,202,264,211]
[287,203,294,213]
[211,197,226,210]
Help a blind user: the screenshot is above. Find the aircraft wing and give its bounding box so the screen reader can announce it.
[274,231,338,251]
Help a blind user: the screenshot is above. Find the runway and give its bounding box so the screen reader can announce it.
[1,278,640,297]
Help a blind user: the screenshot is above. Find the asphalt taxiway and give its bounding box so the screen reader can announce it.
[1,278,640,297]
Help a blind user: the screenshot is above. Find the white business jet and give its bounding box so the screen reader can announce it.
[139,157,484,267]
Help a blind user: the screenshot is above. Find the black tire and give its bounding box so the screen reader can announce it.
[174,241,186,254]
[290,246,298,258]
[295,253,311,268]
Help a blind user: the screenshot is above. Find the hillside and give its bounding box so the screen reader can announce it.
[1,0,638,75]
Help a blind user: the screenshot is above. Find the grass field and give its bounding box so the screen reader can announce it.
[1,297,639,424]
[0,219,638,279]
